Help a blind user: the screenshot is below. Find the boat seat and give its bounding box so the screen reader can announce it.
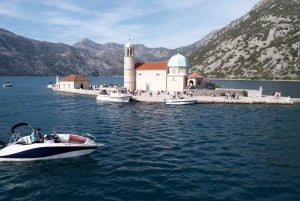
[68,134,87,144]
[16,136,32,145]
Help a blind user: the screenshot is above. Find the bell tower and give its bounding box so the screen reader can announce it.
[124,38,135,91]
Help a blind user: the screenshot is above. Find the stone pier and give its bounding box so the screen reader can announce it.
[131,94,295,104]
[52,87,299,105]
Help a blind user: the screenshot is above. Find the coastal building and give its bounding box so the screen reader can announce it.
[124,39,193,93]
[55,74,90,90]
[187,73,204,89]
[167,53,189,92]
[124,40,135,92]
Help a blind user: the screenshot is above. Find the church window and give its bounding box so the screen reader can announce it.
[170,68,177,74]
[179,68,186,75]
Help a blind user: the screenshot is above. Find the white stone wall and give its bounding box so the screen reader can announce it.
[59,81,89,90]
[124,56,135,91]
[136,70,167,92]
[167,76,187,92]
[215,88,262,97]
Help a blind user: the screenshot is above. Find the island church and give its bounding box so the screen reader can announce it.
[124,39,204,93]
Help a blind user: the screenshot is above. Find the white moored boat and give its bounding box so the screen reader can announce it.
[164,98,197,105]
[96,88,131,102]
[47,82,55,89]
[3,82,13,88]
[0,123,103,162]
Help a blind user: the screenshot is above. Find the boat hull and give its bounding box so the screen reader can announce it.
[0,124,102,162]
[165,98,197,105]
[97,87,131,102]
[3,83,13,88]
[0,143,98,162]
[96,95,131,102]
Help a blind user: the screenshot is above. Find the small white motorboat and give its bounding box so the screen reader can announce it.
[164,98,197,105]
[96,88,131,102]
[47,82,55,89]
[3,82,13,88]
[0,123,103,162]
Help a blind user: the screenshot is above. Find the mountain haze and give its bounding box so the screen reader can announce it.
[73,39,176,67]
[0,29,176,76]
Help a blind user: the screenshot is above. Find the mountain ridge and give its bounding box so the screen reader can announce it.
[0,28,182,76]
[0,0,299,79]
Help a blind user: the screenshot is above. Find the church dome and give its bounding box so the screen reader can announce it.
[168,53,189,68]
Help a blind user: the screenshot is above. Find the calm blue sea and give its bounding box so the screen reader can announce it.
[0,76,300,201]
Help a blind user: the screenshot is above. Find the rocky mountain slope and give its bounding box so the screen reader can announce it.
[0,28,117,76]
[189,0,300,79]
[0,29,176,76]
[0,0,299,78]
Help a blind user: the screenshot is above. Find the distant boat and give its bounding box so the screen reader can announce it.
[3,82,13,88]
[96,87,131,102]
[164,98,197,105]
[47,82,55,89]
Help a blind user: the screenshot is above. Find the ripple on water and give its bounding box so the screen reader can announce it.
[1,88,300,201]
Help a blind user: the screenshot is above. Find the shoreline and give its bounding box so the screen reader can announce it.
[210,78,300,82]
[132,94,298,105]
[1,75,299,82]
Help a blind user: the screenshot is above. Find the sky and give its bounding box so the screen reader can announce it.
[0,0,261,49]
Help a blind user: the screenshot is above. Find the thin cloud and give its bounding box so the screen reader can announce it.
[155,0,205,9]
[44,0,88,14]
[0,0,261,48]
[0,0,25,19]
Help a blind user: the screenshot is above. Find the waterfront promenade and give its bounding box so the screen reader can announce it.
[52,87,298,104]
[132,94,296,104]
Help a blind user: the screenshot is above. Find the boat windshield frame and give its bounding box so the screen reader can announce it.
[9,122,32,144]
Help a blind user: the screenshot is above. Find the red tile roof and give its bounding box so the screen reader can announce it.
[60,74,88,82]
[135,62,168,70]
[188,73,204,79]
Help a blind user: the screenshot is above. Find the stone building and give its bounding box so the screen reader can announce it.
[123,39,192,93]
[55,74,90,90]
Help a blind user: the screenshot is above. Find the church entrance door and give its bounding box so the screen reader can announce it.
[146,84,150,92]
